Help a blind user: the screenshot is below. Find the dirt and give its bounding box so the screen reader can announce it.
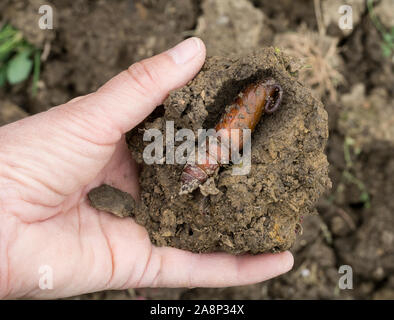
[122,48,330,254]
[334,86,394,281]
[88,184,137,218]
[338,84,394,151]
[274,29,345,103]
[195,0,269,56]
[2,0,199,113]
[340,13,394,96]
[0,100,28,126]
[1,0,393,300]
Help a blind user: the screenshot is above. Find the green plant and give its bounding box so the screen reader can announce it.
[327,137,371,209]
[342,137,371,208]
[0,24,41,94]
[367,0,394,58]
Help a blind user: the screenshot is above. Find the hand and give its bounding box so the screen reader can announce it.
[0,38,293,299]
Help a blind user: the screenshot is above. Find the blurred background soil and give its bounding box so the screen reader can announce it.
[1,0,393,299]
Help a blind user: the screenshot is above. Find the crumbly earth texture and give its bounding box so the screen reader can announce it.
[121,47,331,254]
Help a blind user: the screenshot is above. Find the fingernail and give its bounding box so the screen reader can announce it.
[283,251,294,271]
[167,37,202,65]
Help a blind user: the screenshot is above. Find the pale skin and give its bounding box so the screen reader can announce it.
[0,38,293,299]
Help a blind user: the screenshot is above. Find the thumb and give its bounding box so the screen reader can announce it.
[63,37,206,143]
[0,38,205,218]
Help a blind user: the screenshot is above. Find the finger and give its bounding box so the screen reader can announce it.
[84,212,292,291]
[0,38,205,216]
[61,37,206,145]
[67,93,94,104]
[129,247,294,288]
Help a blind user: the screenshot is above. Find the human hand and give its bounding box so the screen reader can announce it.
[0,38,293,299]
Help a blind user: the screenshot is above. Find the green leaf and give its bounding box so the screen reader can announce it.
[6,51,33,84]
[0,66,6,86]
[0,32,23,61]
[360,191,369,203]
[0,24,17,42]
[383,32,392,43]
[382,43,392,57]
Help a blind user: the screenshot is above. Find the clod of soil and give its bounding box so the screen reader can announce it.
[88,184,137,218]
[338,84,394,151]
[195,0,267,56]
[93,47,331,254]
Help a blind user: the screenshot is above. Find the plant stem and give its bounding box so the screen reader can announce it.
[32,50,41,96]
